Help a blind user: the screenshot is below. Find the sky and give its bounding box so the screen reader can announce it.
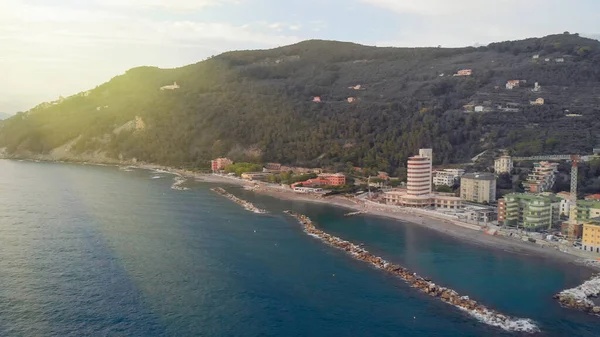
[1,0,599,114]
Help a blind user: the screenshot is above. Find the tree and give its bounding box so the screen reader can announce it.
[435,185,454,193]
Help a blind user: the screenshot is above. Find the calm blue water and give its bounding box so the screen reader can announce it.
[0,160,597,337]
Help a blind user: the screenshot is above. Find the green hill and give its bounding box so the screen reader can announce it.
[1,32,600,175]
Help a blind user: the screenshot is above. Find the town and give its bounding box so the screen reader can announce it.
[211,145,600,260]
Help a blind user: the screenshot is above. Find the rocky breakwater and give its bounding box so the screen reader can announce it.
[171,176,190,191]
[284,210,539,333]
[212,187,267,214]
[554,275,600,315]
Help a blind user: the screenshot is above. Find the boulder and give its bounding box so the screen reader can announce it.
[593,307,600,314]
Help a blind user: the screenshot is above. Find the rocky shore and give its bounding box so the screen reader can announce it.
[554,275,600,315]
[285,210,539,333]
[211,187,267,214]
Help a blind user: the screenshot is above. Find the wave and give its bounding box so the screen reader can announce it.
[285,211,539,333]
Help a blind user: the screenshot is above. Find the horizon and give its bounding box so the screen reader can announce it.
[1,0,599,114]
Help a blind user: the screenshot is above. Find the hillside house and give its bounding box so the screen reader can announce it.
[348,85,362,90]
[312,96,321,103]
[530,98,545,105]
[454,69,472,76]
[545,58,551,62]
[347,97,356,103]
[474,105,484,112]
[160,82,179,90]
[506,80,520,90]
[533,82,541,92]
[555,58,565,63]
[532,54,540,59]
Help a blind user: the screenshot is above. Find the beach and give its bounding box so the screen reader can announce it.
[194,172,600,272]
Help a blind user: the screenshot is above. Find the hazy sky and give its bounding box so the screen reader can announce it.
[1,0,599,113]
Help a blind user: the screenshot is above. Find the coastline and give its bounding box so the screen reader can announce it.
[8,158,600,272]
[193,173,600,272]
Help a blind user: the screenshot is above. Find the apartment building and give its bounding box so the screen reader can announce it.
[433,169,465,187]
[582,219,600,253]
[523,161,558,193]
[498,193,561,231]
[460,173,497,203]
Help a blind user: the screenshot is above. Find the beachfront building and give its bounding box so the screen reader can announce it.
[433,193,463,209]
[459,205,498,225]
[241,172,271,181]
[293,187,325,194]
[460,173,496,204]
[582,219,600,253]
[382,149,462,209]
[290,178,328,189]
[523,161,558,193]
[318,173,346,186]
[407,149,433,196]
[383,191,462,209]
[402,149,434,207]
[433,169,465,187]
[211,157,233,172]
[498,193,561,231]
[494,156,513,174]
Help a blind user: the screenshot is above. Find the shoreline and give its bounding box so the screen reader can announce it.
[194,173,600,273]
[8,158,600,272]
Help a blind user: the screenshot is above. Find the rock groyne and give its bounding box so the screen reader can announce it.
[212,187,267,214]
[284,210,538,333]
[171,176,190,191]
[554,275,600,315]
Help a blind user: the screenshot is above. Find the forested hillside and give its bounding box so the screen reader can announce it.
[1,33,600,175]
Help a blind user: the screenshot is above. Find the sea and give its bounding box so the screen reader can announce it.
[0,160,598,337]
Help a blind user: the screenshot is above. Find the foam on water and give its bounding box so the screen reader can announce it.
[457,306,540,333]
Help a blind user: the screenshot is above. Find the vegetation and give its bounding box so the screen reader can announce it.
[224,163,263,176]
[434,185,455,193]
[2,33,600,174]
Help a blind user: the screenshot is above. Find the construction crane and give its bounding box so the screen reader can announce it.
[568,155,580,243]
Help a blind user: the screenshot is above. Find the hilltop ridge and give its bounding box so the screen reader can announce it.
[1,32,600,174]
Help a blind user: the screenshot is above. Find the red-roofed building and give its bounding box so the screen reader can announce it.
[585,194,600,201]
[378,171,390,180]
[319,173,346,186]
[291,178,328,189]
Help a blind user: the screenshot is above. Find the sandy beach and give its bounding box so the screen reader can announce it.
[194,173,600,272]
